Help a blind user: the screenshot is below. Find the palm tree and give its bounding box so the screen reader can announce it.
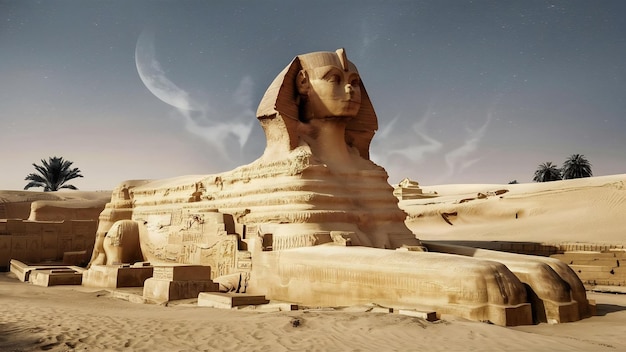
[562,154,592,179]
[533,162,562,182]
[24,156,83,191]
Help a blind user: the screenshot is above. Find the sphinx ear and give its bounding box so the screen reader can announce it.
[296,70,310,95]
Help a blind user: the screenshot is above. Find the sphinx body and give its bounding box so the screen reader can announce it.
[87,49,592,325]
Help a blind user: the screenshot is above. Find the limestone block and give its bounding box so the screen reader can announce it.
[397,309,438,321]
[10,260,83,283]
[542,300,580,324]
[143,277,219,302]
[197,292,269,309]
[9,259,30,282]
[29,269,83,287]
[152,265,212,281]
[82,264,154,288]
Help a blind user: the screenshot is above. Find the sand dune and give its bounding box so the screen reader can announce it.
[402,174,626,244]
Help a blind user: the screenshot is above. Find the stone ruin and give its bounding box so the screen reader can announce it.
[0,191,108,268]
[56,49,594,325]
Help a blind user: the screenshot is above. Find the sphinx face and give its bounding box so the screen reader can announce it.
[303,64,362,120]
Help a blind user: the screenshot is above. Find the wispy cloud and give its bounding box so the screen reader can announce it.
[387,110,443,163]
[170,77,255,165]
[135,30,255,168]
[371,108,443,165]
[441,113,492,181]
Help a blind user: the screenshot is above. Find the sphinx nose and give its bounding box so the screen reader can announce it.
[345,84,354,95]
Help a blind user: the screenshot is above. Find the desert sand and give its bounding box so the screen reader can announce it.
[1,272,625,352]
[402,174,626,245]
[2,174,626,351]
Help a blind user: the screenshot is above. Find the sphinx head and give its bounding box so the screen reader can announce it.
[257,48,377,160]
[295,49,362,121]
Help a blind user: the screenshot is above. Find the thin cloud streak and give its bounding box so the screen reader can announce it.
[135,30,255,167]
[441,113,492,182]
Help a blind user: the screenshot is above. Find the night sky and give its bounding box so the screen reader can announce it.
[1,0,625,191]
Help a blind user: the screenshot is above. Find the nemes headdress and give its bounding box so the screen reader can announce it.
[256,49,378,160]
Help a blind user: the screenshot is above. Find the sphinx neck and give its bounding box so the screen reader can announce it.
[303,118,356,172]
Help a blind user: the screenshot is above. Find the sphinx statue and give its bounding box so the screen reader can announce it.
[87,49,593,326]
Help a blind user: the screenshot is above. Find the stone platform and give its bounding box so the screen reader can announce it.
[143,265,219,303]
[82,263,154,288]
[198,292,269,309]
[9,259,84,286]
[30,268,84,287]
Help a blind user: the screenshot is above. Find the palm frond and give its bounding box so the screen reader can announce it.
[24,156,84,191]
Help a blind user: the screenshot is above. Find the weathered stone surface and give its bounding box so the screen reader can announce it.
[9,259,81,283]
[0,192,108,268]
[197,292,269,309]
[29,269,83,287]
[143,278,219,302]
[82,264,153,288]
[82,49,592,326]
[397,309,438,321]
[152,265,212,281]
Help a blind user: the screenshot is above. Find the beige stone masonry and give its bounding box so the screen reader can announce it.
[143,265,219,303]
[82,264,154,288]
[397,309,438,321]
[9,259,83,283]
[152,265,212,281]
[197,292,270,309]
[29,268,84,287]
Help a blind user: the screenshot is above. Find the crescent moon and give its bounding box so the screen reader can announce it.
[135,30,200,111]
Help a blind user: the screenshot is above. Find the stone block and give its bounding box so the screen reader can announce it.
[82,264,154,288]
[30,269,83,287]
[543,300,581,324]
[9,259,30,282]
[197,292,269,308]
[152,265,212,281]
[143,278,219,302]
[10,260,83,283]
[397,309,438,321]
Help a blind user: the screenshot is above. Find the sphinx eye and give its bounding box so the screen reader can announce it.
[350,78,360,86]
[325,74,341,84]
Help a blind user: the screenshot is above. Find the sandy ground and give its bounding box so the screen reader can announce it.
[1,272,625,352]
